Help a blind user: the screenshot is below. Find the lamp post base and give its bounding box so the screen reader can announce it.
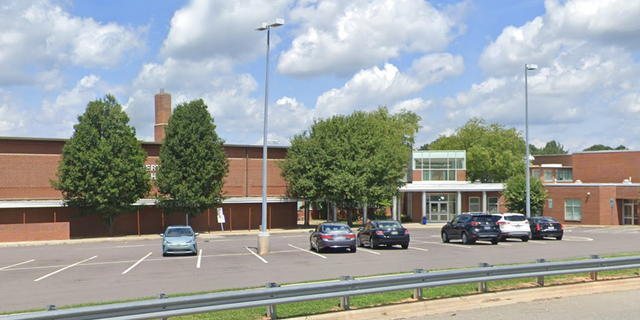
[258,232,270,255]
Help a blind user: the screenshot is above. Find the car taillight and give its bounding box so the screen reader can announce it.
[498,221,507,225]
[405,230,409,235]
[471,221,480,226]
[346,234,355,239]
[376,230,384,235]
[524,221,529,225]
[560,224,564,230]
[536,224,541,231]
[320,234,333,239]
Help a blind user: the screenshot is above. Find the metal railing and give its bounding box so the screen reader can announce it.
[3,254,640,320]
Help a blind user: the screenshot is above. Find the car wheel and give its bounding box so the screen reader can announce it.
[350,246,357,253]
[371,237,380,249]
[461,232,469,244]
[522,236,529,242]
[556,235,563,240]
[491,238,499,245]
[401,244,409,249]
[316,241,324,253]
[441,231,450,243]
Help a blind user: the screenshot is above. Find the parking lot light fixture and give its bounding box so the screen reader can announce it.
[256,18,284,255]
[525,63,538,218]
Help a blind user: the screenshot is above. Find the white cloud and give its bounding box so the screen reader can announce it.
[0,90,28,136]
[0,0,145,86]
[159,0,292,62]
[37,74,109,138]
[278,0,467,76]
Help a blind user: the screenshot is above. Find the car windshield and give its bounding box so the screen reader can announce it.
[505,215,526,222]
[378,222,401,228]
[166,228,193,237]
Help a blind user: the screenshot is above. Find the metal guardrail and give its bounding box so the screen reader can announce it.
[3,255,640,320]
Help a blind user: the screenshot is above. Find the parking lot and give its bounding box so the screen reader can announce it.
[1,224,639,313]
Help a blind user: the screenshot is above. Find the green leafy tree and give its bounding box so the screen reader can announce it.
[156,99,229,221]
[280,107,420,226]
[583,144,628,151]
[429,117,525,183]
[532,140,568,155]
[501,174,548,215]
[51,95,150,236]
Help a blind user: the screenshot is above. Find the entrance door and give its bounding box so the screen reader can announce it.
[429,202,450,222]
[623,201,638,225]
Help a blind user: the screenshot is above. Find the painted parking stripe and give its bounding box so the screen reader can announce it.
[0,259,35,271]
[245,247,268,264]
[122,252,152,275]
[34,255,97,282]
[358,248,381,255]
[412,239,473,249]
[409,247,429,252]
[288,244,327,259]
[197,249,203,268]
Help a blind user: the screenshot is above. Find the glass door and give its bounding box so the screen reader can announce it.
[623,200,637,225]
[429,201,450,222]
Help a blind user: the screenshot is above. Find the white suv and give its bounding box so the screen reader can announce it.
[492,213,531,242]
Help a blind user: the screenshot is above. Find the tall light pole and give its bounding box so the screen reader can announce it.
[525,63,538,218]
[256,18,284,255]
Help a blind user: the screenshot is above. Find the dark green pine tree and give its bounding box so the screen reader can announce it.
[51,95,150,236]
[156,99,229,222]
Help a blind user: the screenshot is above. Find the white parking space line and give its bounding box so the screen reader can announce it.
[288,244,327,259]
[122,252,152,275]
[34,255,97,282]
[245,247,268,263]
[526,240,548,244]
[197,250,203,268]
[0,259,35,271]
[358,248,381,255]
[409,247,429,252]
[411,239,473,249]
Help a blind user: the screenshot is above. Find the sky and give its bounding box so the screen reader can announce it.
[1,0,639,153]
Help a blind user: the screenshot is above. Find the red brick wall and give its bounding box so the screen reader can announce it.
[572,151,640,183]
[0,222,69,242]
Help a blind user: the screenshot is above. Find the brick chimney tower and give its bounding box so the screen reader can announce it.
[154,89,171,142]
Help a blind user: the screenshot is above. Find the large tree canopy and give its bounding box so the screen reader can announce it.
[280,107,420,225]
[501,174,548,215]
[583,144,628,151]
[51,95,150,236]
[156,99,229,219]
[530,140,568,155]
[428,117,525,183]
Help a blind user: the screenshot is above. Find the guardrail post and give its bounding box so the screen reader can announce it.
[266,282,279,319]
[413,269,428,300]
[536,259,547,286]
[477,262,491,292]
[157,293,168,320]
[590,255,601,280]
[340,276,354,310]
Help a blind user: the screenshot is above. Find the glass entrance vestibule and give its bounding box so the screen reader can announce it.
[427,194,456,223]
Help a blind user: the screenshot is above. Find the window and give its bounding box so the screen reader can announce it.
[556,169,573,182]
[565,199,582,221]
[469,197,480,212]
[488,197,499,214]
[532,169,541,180]
[544,170,553,182]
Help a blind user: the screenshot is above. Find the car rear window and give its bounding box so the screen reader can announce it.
[378,222,401,228]
[505,215,526,222]
[471,216,494,223]
[536,217,558,223]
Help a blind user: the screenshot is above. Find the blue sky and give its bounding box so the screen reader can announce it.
[1,0,639,152]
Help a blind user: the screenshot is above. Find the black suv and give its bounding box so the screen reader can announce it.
[441,213,501,245]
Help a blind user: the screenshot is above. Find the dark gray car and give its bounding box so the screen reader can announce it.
[309,222,357,253]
